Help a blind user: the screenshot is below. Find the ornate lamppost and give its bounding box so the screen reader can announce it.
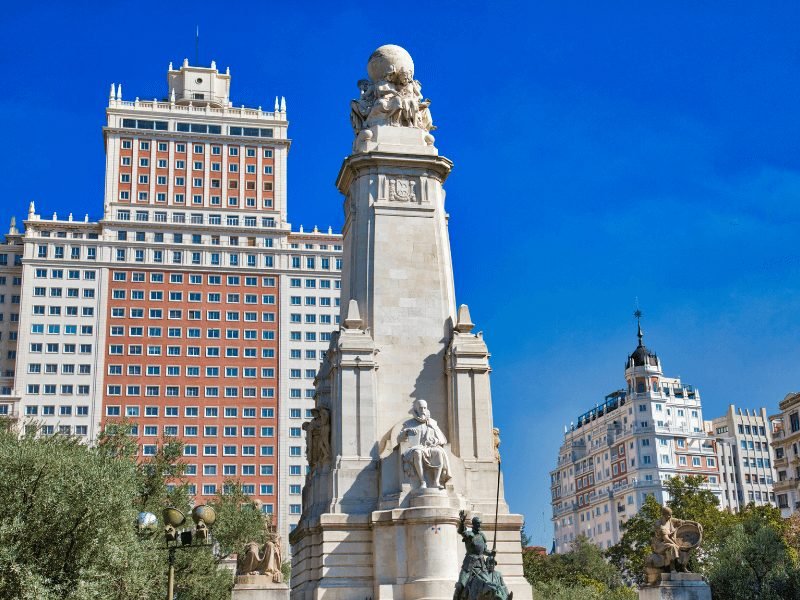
[137,505,217,600]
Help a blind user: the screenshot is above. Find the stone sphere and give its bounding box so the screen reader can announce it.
[367,45,414,82]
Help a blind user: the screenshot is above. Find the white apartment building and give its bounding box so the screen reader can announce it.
[550,321,723,552]
[709,405,777,511]
[771,392,800,517]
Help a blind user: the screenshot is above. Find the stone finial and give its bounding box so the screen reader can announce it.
[280,96,286,112]
[170,88,176,103]
[84,214,89,222]
[168,61,173,71]
[211,60,217,70]
[183,58,189,67]
[109,83,115,100]
[313,225,319,233]
[299,225,304,233]
[328,226,333,234]
[116,84,122,100]
[455,304,474,333]
[344,299,363,329]
[9,217,17,235]
[52,212,58,221]
[274,96,279,112]
[226,66,230,75]
[68,213,73,222]
[28,201,35,219]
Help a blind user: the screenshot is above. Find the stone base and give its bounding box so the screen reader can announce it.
[639,573,711,600]
[290,508,532,600]
[233,574,290,600]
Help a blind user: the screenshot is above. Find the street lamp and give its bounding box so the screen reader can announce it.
[136,506,217,600]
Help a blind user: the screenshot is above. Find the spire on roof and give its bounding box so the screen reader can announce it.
[628,307,658,368]
[634,308,644,347]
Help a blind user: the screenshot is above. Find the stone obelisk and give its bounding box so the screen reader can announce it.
[290,45,532,600]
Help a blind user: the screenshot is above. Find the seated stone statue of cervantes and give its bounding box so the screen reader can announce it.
[380,399,452,489]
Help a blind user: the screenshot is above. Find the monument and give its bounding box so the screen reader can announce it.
[289,45,532,599]
[640,506,710,600]
[233,535,289,600]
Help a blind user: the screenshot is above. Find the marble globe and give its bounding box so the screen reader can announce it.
[367,44,414,82]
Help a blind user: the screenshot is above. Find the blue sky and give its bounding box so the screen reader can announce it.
[1,1,799,546]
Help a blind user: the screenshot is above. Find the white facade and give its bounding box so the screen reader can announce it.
[13,214,107,440]
[709,405,777,512]
[770,392,800,517]
[551,326,723,553]
[0,229,23,418]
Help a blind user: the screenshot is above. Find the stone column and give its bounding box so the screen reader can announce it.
[290,45,532,600]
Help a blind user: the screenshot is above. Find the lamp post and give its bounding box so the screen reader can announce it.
[137,505,217,600]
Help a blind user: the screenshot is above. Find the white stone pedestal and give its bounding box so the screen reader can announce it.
[233,574,290,600]
[639,573,711,600]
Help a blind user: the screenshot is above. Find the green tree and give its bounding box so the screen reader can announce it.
[606,494,662,585]
[707,520,799,600]
[524,535,633,598]
[0,428,153,599]
[0,424,271,600]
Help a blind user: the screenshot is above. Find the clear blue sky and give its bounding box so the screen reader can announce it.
[1,1,799,547]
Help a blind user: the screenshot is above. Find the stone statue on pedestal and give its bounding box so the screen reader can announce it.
[645,506,703,586]
[384,398,452,489]
[237,535,284,583]
[454,511,512,600]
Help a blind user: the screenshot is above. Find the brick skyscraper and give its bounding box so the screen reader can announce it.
[0,60,341,542]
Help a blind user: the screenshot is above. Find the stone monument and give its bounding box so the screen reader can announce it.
[640,506,710,600]
[289,44,531,600]
[233,536,289,600]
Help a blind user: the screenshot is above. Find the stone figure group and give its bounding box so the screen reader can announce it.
[454,510,512,600]
[350,45,435,134]
[237,535,284,583]
[645,506,703,586]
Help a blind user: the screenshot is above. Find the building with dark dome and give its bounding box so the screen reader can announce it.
[550,317,724,553]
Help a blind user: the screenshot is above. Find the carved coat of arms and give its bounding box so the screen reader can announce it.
[389,178,417,202]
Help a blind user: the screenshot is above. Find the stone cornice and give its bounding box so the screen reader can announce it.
[336,152,453,194]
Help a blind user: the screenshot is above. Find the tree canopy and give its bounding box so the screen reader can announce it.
[0,424,272,600]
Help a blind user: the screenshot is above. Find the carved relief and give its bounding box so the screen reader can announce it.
[389,178,417,203]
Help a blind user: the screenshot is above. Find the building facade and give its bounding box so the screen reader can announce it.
[0,60,342,542]
[550,323,722,552]
[771,392,800,517]
[709,405,777,512]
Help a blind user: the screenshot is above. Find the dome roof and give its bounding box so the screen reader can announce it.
[627,321,658,367]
